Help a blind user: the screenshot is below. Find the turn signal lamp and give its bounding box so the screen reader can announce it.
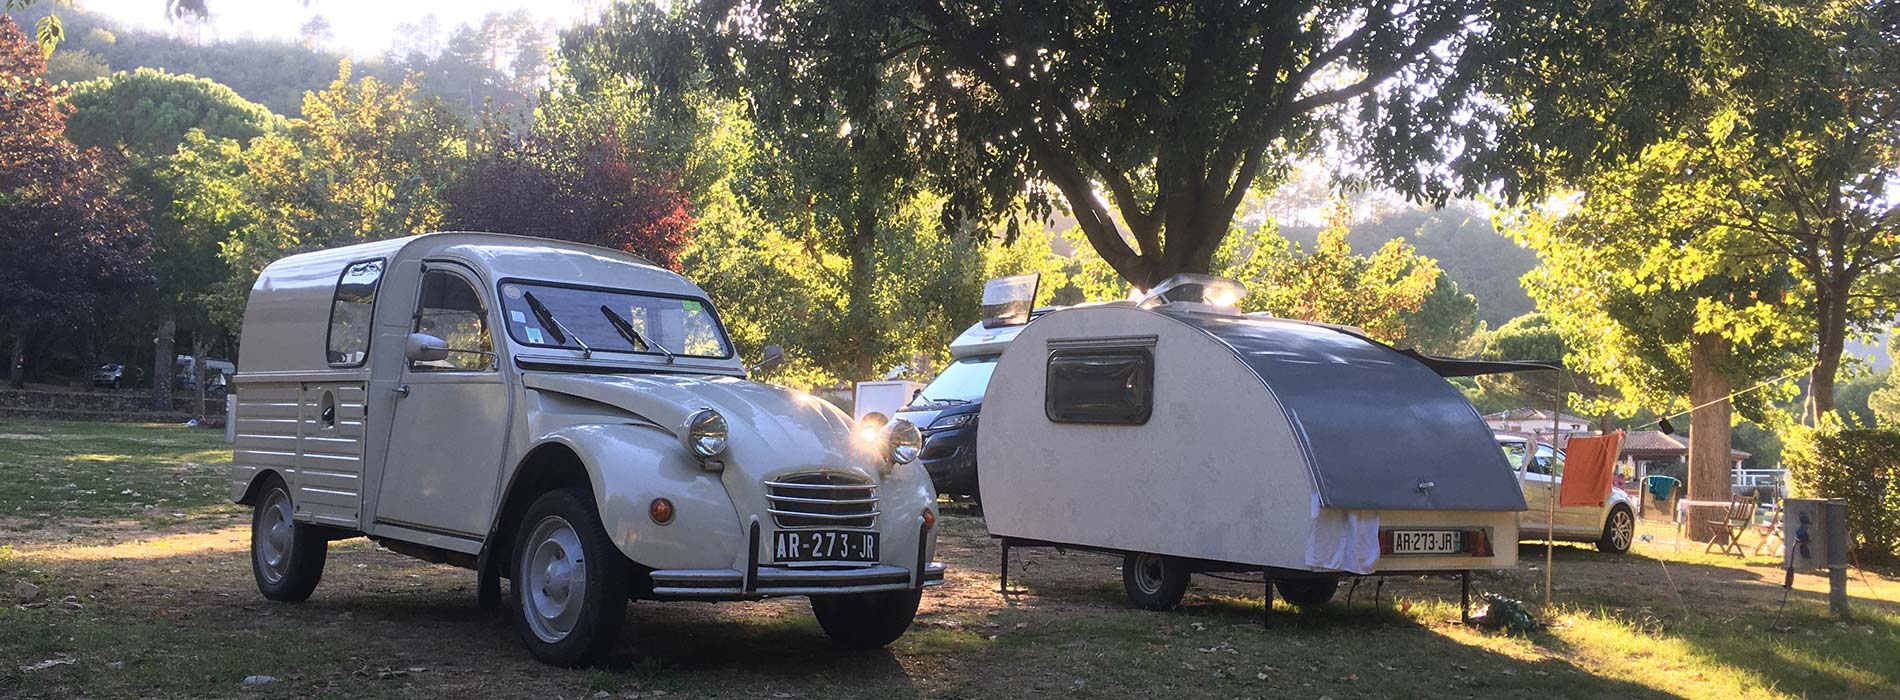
[649,498,675,525]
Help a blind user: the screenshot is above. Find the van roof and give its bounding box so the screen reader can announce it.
[947,307,1061,358]
[238,232,710,374]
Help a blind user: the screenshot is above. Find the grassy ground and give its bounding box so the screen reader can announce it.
[1,418,1896,699]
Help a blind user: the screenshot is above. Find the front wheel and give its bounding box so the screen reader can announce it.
[1597,504,1635,554]
[810,589,922,648]
[1122,553,1190,611]
[249,475,328,602]
[510,488,628,667]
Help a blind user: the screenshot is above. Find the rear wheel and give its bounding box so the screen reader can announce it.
[810,589,922,648]
[1122,553,1190,611]
[1597,504,1635,554]
[249,475,327,602]
[1273,576,1341,608]
[510,488,628,667]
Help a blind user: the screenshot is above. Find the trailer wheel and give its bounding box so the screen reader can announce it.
[810,589,922,648]
[1122,553,1190,611]
[510,488,628,667]
[1273,576,1340,608]
[249,474,328,602]
[1596,504,1635,554]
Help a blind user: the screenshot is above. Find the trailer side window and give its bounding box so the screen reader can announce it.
[1045,349,1153,425]
[326,259,385,367]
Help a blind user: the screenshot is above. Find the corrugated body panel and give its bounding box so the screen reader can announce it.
[231,382,305,502]
[291,382,367,526]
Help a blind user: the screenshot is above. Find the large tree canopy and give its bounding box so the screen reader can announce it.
[1512,0,1900,422]
[64,67,280,158]
[611,0,1706,288]
[0,16,152,384]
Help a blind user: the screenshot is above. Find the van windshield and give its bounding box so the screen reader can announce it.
[498,281,732,359]
[910,355,999,408]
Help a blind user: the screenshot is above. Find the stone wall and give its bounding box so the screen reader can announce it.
[0,389,224,426]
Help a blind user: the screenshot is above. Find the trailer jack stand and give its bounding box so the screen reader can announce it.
[1460,571,1471,624]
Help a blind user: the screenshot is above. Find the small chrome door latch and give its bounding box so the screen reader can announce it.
[1417,480,1436,493]
[394,385,410,398]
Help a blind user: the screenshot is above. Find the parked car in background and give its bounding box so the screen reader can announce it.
[894,308,1050,500]
[93,363,123,389]
[174,356,235,393]
[1496,432,1636,553]
[230,232,942,666]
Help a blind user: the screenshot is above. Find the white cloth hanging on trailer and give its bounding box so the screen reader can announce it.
[1304,493,1381,575]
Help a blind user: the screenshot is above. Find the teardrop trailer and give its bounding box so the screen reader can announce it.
[977,275,1553,620]
[229,232,942,665]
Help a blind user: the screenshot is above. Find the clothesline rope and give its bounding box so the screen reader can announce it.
[1629,362,1818,433]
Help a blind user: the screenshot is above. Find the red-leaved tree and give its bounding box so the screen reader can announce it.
[446,119,693,270]
[0,17,153,387]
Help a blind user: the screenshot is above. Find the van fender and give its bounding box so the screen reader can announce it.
[515,424,743,571]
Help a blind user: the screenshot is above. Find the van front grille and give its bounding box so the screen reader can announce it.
[763,471,878,529]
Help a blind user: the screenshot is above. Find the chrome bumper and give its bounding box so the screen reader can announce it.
[652,514,944,599]
[652,562,946,599]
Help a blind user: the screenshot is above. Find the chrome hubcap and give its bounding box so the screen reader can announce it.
[254,489,294,584]
[1611,510,1634,550]
[521,516,587,643]
[1133,554,1165,594]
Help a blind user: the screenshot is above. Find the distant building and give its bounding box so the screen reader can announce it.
[1620,429,1761,490]
[1484,408,1593,439]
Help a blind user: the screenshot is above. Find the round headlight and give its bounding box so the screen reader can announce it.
[880,419,922,465]
[682,408,728,458]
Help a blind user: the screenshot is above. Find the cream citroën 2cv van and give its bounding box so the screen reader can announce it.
[230,232,942,666]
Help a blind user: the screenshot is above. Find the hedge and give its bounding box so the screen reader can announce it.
[1783,426,1900,562]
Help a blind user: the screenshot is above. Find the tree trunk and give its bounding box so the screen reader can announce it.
[8,331,25,389]
[1685,332,1735,542]
[192,336,209,422]
[79,327,99,392]
[1805,283,1849,425]
[845,203,879,382]
[151,317,176,411]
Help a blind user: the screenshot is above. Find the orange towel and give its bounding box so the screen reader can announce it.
[1559,430,1623,508]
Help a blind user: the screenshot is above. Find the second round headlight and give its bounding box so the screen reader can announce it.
[879,419,922,465]
[682,408,728,458]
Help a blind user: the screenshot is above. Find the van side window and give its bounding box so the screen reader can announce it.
[412,269,493,371]
[326,259,385,367]
[1045,349,1153,425]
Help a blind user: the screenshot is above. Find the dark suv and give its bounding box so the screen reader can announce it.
[894,354,998,499]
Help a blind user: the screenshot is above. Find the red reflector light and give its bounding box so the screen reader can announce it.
[649,498,675,525]
[1465,529,1492,557]
[921,508,936,530]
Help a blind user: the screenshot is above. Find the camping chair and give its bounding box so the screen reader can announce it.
[1703,496,1757,556]
[1752,501,1784,556]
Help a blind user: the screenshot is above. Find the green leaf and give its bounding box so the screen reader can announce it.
[34,14,63,56]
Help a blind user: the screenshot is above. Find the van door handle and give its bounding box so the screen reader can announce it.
[394,385,410,398]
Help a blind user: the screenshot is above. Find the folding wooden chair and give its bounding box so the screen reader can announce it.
[1752,502,1784,556]
[1704,496,1756,556]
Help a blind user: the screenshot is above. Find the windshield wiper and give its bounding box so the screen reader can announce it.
[522,291,591,359]
[599,305,674,364]
[921,397,970,406]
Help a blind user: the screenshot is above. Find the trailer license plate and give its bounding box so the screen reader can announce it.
[772,530,879,563]
[1388,530,1462,555]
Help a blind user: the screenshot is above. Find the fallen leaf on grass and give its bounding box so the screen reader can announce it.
[21,657,74,672]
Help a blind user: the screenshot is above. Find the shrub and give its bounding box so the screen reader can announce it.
[1783,424,1900,562]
